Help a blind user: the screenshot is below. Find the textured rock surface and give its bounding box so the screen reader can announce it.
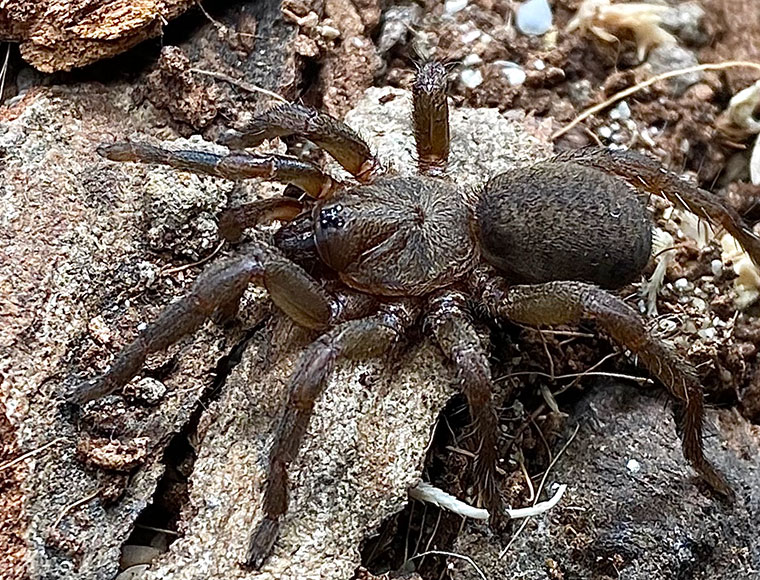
[0,84,239,580]
[451,382,760,580]
[0,0,196,72]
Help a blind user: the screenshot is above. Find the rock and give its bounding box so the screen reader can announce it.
[450,382,760,579]
[0,2,303,578]
[516,0,553,36]
[444,0,468,15]
[646,44,702,96]
[0,82,235,580]
[460,68,484,89]
[661,1,710,47]
[320,35,381,117]
[376,4,423,55]
[0,0,197,72]
[493,60,526,86]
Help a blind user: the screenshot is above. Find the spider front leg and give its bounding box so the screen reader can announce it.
[69,245,336,405]
[425,290,500,513]
[555,147,760,263]
[99,142,338,198]
[479,277,734,499]
[246,301,418,569]
[413,61,450,175]
[218,197,305,242]
[220,103,378,181]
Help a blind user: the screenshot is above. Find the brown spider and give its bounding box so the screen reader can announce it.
[70,62,758,568]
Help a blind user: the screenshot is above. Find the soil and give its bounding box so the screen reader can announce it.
[1,1,760,579]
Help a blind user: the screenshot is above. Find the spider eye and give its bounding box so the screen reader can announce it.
[319,205,345,229]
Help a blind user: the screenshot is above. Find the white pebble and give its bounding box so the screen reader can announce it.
[460,68,483,88]
[698,327,717,340]
[516,0,553,36]
[445,0,467,13]
[461,28,481,43]
[626,458,641,473]
[673,277,692,292]
[463,53,482,66]
[691,297,707,311]
[493,60,526,86]
[609,101,631,121]
[532,59,545,70]
[598,126,612,139]
[711,259,723,277]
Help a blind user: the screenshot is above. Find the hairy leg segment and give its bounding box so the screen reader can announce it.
[412,61,450,175]
[425,289,501,513]
[220,102,378,181]
[477,276,734,499]
[69,245,338,405]
[98,142,338,199]
[246,301,418,568]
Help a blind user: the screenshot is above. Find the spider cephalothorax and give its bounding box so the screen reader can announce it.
[71,61,759,568]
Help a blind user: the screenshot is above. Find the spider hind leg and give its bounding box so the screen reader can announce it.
[478,277,734,500]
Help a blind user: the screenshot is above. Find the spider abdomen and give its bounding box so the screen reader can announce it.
[476,161,652,289]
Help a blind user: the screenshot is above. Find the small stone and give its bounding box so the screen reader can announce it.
[682,319,698,334]
[460,68,483,89]
[698,327,717,340]
[626,459,641,473]
[377,5,423,54]
[123,377,167,405]
[463,53,483,67]
[444,0,467,13]
[673,277,693,293]
[532,59,545,71]
[609,101,631,121]
[567,79,593,107]
[661,2,709,46]
[647,45,701,96]
[461,28,481,43]
[120,545,161,568]
[115,565,151,580]
[598,126,613,140]
[516,0,553,36]
[494,61,526,86]
[711,259,723,277]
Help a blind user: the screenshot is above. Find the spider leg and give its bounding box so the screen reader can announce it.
[219,103,378,181]
[70,246,337,405]
[413,61,450,175]
[477,276,734,499]
[425,290,500,513]
[98,142,338,198]
[218,197,304,242]
[246,301,418,569]
[554,147,760,264]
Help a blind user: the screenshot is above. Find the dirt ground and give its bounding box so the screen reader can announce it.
[1,1,760,579]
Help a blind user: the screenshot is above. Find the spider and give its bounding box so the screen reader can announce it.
[69,61,758,569]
